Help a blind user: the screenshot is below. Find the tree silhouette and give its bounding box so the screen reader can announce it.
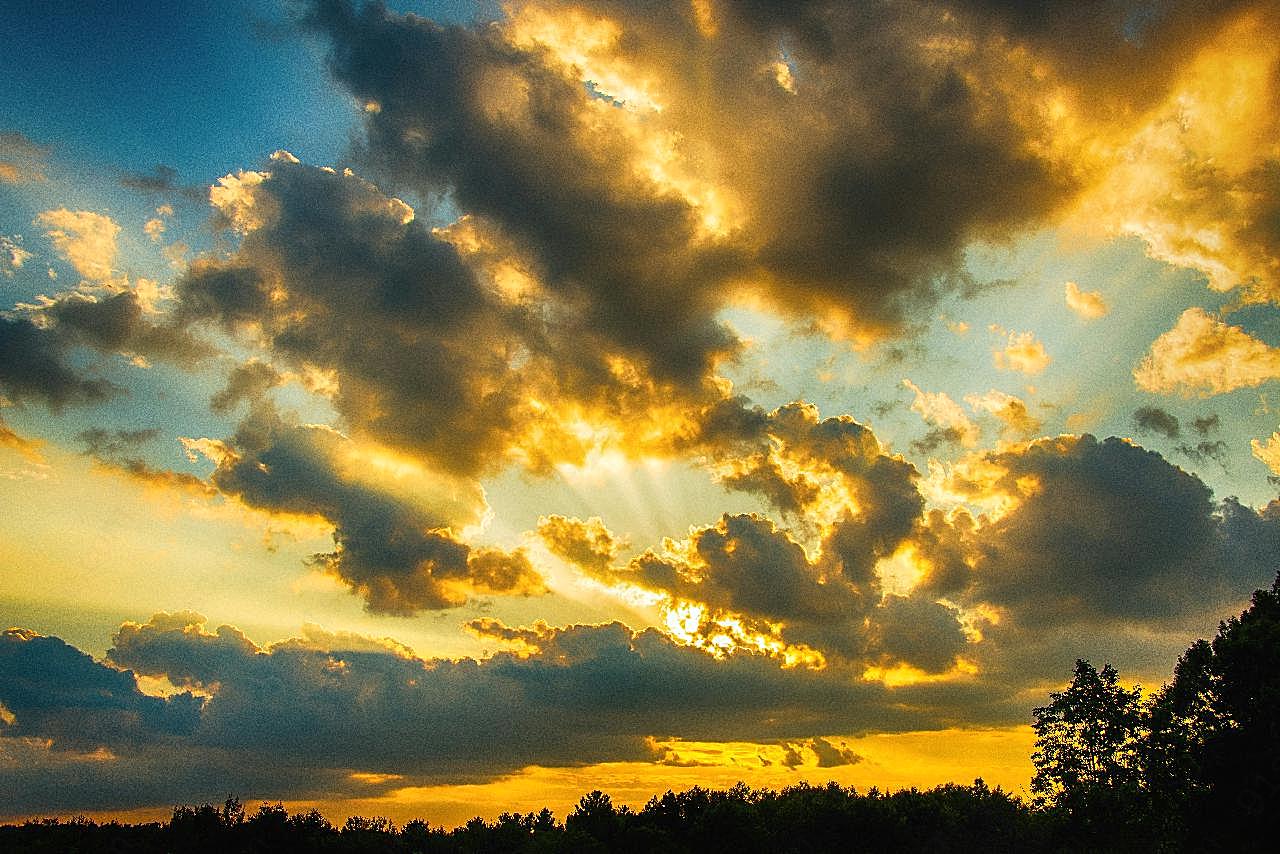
[1030,659,1148,847]
[1146,574,1280,850]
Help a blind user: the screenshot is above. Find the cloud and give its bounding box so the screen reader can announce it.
[606,510,970,672]
[990,327,1050,375]
[38,290,210,368]
[1193,414,1221,436]
[175,156,733,478]
[304,0,1081,353]
[0,628,201,751]
[1176,439,1227,466]
[1132,406,1181,439]
[1252,430,1280,475]
[71,426,213,494]
[209,359,282,414]
[0,611,1013,812]
[1065,11,1280,302]
[932,435,1280,630]
[119,164,204,202]
[905,380,979,448]
[34,209,120,281]
[77,426,160,457]
[185,404,544,613]
[0,314,120,410]
[965,389,1041,440]
[0,131,48,183]
[1,235,33,277]
[0,414,43,462]
[1064,281,1108,320]
[808,736,861,769]
[537,515,624,577]
[1134,307,1280,396]
[694,403,923,581]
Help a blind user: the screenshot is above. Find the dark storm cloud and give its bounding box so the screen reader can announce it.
[209,359,282,413]
[941,435,1280,629]
[304,0,1078,355]
[200,405,543,614]
[0,314,119,409]
[0,288,212,411]
[0,613,1022,812]
[1132,405,1180,438]
[305,0,741,384]
[174,158,549,475]
[0,628,201,750]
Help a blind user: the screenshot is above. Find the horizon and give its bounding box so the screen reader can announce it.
[3,0,1280,825]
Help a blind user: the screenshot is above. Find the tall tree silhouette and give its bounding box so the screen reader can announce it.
[1030,659,1148,847]
[1147,574,1280,850]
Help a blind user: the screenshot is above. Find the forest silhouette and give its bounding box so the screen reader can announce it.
[3,573,1277,853]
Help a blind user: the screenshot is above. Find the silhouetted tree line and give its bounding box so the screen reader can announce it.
[2,574,1277,853]
[1029,572,1280,852]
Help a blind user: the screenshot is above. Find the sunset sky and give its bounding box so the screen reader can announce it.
[3,0,1280,826]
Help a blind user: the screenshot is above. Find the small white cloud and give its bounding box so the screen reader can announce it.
[990,326,1051,375]
[1064,281,1108,320]
[1,235,32,278]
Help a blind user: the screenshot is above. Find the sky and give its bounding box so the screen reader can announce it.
[2,0,1280,827]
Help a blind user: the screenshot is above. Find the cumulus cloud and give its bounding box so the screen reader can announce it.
[0,628,201,751]
[1067,11,1280,302]
[930,435,1280,629]
[34,209,120,281]
[990,327,1051,375]
[303,0,1083,354]
[537,515,624,577]
[175,156,733,478]
[700,401,922,538]
[184,404,544,613]
[905,380,979,448]
[0,314,120,410]
[1135,307,1280,396]
[208,359,282,414]
[965,389,1041,439]
[1064,281,1108,320]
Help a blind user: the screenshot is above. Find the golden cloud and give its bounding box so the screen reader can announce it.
[1134,307,1280,396]
[34,208,120,281]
